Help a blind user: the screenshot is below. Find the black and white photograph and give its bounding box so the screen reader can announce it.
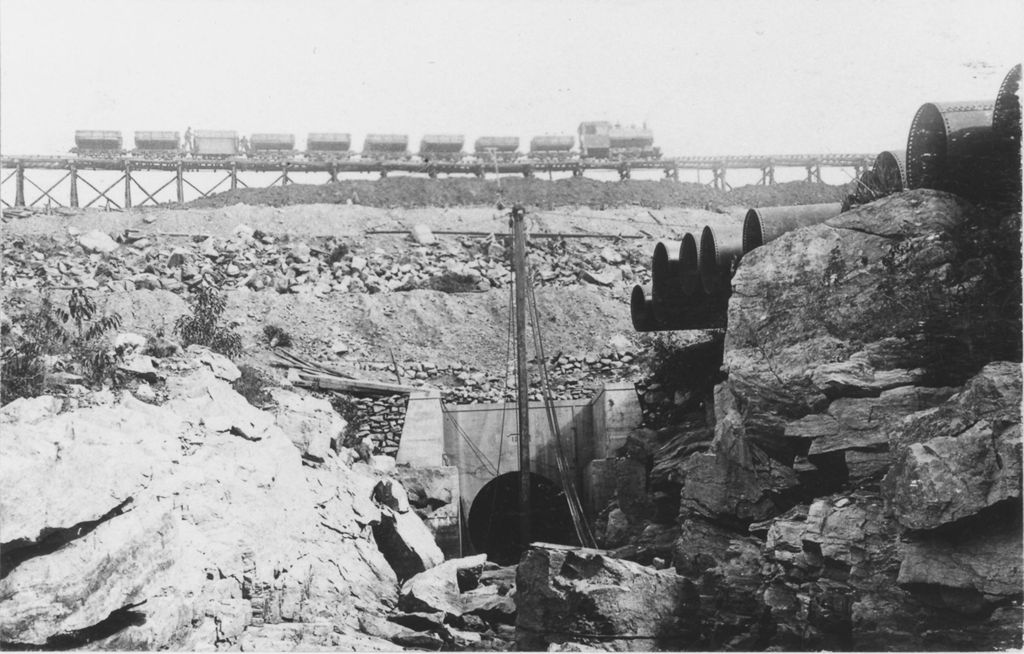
[1,0,1021,650]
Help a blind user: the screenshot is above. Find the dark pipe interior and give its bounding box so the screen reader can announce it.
[699,226,725,294]
[742,209,764,254]
[651,241,671,292]
[907,103,948,190]
[630,285,657,331]
[874,150,907,193]
[651,240,681,302]
[993,64,1022,138]
[630,284,647,316]
[679,233,700,295]
[467,471,577,566]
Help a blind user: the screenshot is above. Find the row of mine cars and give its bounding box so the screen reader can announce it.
[70,121,660,163]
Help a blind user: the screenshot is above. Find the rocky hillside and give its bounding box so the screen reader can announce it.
[0,350,523,650]
[0,357,413,649]
[2,178,1018,651]
[558,189,1022,650]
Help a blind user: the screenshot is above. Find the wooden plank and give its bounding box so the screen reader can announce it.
[293,372,421,395]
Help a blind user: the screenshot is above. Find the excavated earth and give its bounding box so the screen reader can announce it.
[6,178,1020,651]
[2,192,761,403]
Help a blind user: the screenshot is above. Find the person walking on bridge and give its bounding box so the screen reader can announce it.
[184,127,194,156]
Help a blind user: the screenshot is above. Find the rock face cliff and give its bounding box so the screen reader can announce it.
[0,367,442,650]
[671,190,1022,649]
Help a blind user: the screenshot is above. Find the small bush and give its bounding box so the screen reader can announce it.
[263,325,294,348]
[1,343,47,403]
[174,286,243,358]
[327,243,350,264]
[232,365,275,408]
[329,394,362,448]
[1,289,122,405]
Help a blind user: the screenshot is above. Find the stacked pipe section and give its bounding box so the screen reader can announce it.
[631,233,729,332]
[848,150,907,206]
[631,64,1019,334]
[847,64,1019,209]
[632,204,842,332]
[906,64,1021,202]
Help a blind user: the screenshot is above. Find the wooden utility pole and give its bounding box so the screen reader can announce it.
[15,163,25,207]
[176,163,184,203]
[124,163,133,208]
[511,204,531,550]
[69,166,79,208]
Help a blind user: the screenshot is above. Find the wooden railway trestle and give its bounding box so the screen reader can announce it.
[0,153,875,208]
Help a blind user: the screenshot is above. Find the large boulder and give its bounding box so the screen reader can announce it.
[724,191,1001,452]
[678,384,799,525]
[271,388,346,461]
[515,544,699,651]
[398,554,487,616]
[372,506,445,582]
[883,361,1022,530]
[78,230,119,254]
[897,510,1022,610]
[0,370,416,650]
[669,189,1022,650]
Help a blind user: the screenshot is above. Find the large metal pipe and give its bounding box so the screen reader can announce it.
[993,64,1022,140]
[741,203,842,254]
[678,233,701,295]
[651,239,683,320]
[631,284,728,332]
[992,64,1022,201]
[630,285,659,332]
[873,150,907,194]
[699,222,744,294]
[906,101,998,200]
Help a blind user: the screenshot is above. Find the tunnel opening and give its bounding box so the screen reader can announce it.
[467,471,578,566]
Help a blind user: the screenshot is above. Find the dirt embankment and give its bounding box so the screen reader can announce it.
[2,177,849,405]
[186,177,852,210]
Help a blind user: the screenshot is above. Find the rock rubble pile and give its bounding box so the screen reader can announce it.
[2,227,649,297]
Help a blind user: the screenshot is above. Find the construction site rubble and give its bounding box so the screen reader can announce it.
[1,228,651,297]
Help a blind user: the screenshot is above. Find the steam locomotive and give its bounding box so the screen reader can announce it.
[70,122,661,164]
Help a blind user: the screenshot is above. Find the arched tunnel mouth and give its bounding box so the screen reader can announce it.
[468,471,578,566]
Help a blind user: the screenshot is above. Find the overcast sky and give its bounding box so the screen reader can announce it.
[2,0,1021,158]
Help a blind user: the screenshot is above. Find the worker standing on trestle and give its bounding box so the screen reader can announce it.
[184,127,194,155]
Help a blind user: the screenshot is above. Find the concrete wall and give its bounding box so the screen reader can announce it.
[398,383,643,556]
[442,399,592,520]
[396,389,444,467]
[589,382,643,460]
